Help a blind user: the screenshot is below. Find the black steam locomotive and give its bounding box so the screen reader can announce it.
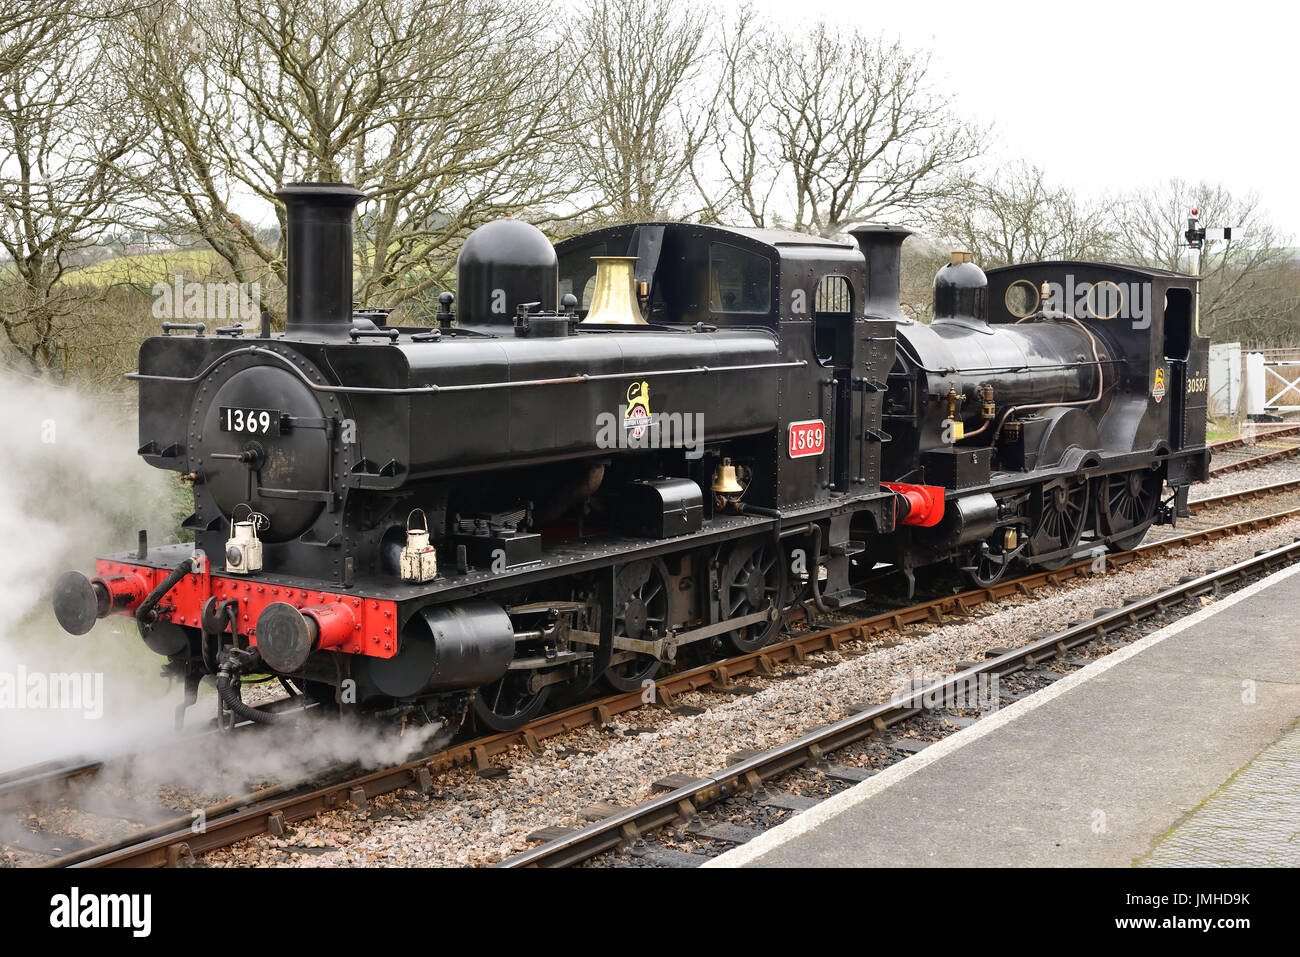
[52,183,1210,735]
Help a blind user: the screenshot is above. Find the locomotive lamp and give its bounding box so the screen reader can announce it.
[225,505,266,574]
[400,509,439,584]
[582,256,647,324]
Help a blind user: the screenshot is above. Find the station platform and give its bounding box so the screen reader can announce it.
[707,562,1300,868]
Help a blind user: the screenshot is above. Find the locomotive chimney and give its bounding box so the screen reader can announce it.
[849,224,912,324]
[276,182,365,336]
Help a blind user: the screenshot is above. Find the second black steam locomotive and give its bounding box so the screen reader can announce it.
[53,183,1210,735]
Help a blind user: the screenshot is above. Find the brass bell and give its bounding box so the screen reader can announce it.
[711,458,744,494]
[581,256,647,325]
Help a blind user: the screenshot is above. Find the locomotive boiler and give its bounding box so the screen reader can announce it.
[52,182,1210,736]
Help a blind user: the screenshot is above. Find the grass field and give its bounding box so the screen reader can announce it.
[62,249,228,288]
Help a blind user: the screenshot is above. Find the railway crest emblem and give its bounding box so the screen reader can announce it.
[1152,367,1167,403]
[625,381,651,438]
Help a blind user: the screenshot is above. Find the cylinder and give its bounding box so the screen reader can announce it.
[929,492,999,546]
[354,601,515,699]
[276,182,365,336]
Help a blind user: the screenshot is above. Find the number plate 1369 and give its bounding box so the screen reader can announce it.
[219,407,281,435]
[788,419,825,457]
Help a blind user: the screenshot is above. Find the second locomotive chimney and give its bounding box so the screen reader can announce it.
[849,224,912,324]
[276,182,365,336]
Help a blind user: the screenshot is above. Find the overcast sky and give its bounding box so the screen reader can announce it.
[747,0,1296,240]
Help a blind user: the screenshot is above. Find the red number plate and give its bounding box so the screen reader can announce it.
[787,419,826,458]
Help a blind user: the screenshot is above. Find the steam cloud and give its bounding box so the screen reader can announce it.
[0,371,448,796]
[0,371,182,770]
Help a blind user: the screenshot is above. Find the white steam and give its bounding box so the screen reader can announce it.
[0,371,183,770]
[0,371,454,792]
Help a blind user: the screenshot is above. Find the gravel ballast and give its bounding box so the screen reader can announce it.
[202,511,1300,868]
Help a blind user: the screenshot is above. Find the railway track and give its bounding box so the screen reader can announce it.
[1189,477,1300,509]
[1207,422,1300,452]
[23,479,1297,868]
[0,698,314,864]
[0,759,102,816]
[499,536,1300,868]
[1207,427,1300,475]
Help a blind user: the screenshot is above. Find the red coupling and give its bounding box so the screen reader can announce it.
[93,572,153,613]
[882,482,946,528]
[300,601,357,652]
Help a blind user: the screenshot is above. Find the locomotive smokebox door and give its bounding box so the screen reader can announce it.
[621,478,704,539]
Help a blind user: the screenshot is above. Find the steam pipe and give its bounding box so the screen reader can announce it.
[989,313,1108,446]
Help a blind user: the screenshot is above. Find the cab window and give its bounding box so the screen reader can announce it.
[709,243,770,314]
[815,275,852,314]
[558,240,606,311]
[814,274,853,367]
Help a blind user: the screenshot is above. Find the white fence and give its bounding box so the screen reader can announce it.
[1223,346,1300,418]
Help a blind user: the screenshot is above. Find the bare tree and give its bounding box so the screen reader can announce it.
[1115,179,1293,341]
[118,0,581,313]
[564,0,713,224]
[0,0,148,375]
[923,161,1119,267]
[708,16,984,237]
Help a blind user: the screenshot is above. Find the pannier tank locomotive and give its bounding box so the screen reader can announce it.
[53,183,1210,734]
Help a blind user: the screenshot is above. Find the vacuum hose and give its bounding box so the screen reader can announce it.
[135,558,194,640]
[216,648,280,724]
